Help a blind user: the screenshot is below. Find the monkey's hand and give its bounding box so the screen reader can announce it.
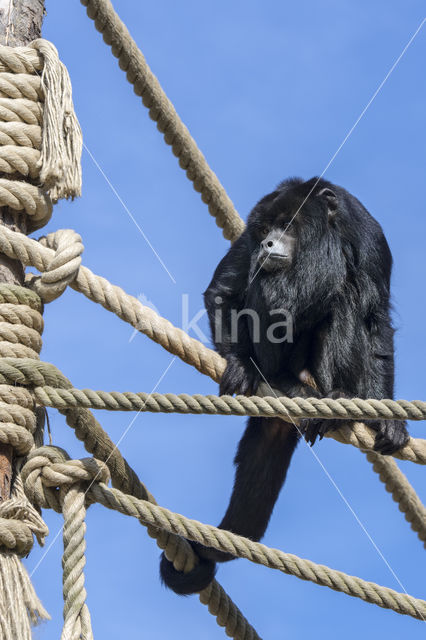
[302,418,330,446]
[372,419,409,455]
[219,355,260,396]
[301,390,348,446]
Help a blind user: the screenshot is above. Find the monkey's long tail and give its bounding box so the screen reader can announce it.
[160,418,299,595]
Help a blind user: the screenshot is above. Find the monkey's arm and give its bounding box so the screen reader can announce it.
[204,233,259,395]
[305,307,408,454]
[363,310,409,454]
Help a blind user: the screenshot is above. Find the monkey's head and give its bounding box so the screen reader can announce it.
[247,177,338,273]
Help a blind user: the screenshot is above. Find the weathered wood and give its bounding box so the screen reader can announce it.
[0,0,45,502]
[0,0,44,47]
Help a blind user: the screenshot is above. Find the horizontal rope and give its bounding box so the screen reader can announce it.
[32,385,426,421]
[31,385,426,464]
[0,355,422,463]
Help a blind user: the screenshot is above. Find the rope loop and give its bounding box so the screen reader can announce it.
[27,230,84,302]
[22,446,110,512]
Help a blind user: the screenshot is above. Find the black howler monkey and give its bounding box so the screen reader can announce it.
[160,177,409,594]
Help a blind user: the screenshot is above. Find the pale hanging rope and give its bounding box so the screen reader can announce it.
[58,451,111,640]
[22,447,426,622]
[61,483,94,640]
[80,0,244,242]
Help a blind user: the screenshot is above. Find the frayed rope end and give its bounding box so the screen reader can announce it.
[30,39,82,202]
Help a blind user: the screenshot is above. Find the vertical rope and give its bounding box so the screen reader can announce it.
[61,484,93,640]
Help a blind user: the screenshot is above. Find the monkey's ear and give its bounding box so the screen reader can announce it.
[317,187,338,219]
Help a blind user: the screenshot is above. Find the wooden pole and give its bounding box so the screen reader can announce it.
[0,0,45,501]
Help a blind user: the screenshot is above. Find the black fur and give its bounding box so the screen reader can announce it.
[159,552,216,595]
[160,177,409,594]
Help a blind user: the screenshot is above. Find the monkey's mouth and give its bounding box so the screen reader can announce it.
[257,251,289,270]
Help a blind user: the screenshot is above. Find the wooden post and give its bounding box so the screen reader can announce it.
[0,0,45,501]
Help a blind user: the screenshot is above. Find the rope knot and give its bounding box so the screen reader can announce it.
[22,446,110,511]
[26,230,84,302]
[0,479,48,556]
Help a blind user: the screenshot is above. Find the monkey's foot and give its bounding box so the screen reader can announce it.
[372,419,409,455]
[301,418,338,446]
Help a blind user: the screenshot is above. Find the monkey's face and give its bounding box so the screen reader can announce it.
[256,228,296,272]
[248,180,339,274]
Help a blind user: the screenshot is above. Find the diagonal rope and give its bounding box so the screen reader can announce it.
[366,451,426,547]
[80,0,244,242]
[22,449,426,623]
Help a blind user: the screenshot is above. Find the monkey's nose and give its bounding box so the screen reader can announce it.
[261,239,274,250]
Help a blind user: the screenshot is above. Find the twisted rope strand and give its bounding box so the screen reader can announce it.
[22,448,426,624]
[60,485,93,640]
[23,444,260,640]
[366,452,426,547]
[32,384,426,421]
[83,482,426,621]
[0,225,225,380]
[27,384,426,465]
[80,0,244,242]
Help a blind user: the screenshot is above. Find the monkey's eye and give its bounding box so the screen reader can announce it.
[260,226,269,238]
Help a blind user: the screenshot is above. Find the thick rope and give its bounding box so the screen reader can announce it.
[25,382,426,465]
[24,447,260,640]
[13,356,259,640]
[0,284,49,636]
[22,448,426,622]
[61,484,93,640]
[56,450,111,640]
[0,41,82,202]
[0,37,82,633]
[0,225,225,380]
[0,354,424,464]
[366,451,426,547]
[80,0,244,242]
[31,384,426,423]
[88,484,426,621]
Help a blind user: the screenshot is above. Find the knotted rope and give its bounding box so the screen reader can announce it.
[0,285,49,638]
[23,446,111,640]
[0,36,82,637]
[21,446,426,623]
[23,445,260,640]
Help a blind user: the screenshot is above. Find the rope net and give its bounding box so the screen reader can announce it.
[0,1,422,639]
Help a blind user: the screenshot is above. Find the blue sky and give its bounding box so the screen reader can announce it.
[27,2,426,638]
